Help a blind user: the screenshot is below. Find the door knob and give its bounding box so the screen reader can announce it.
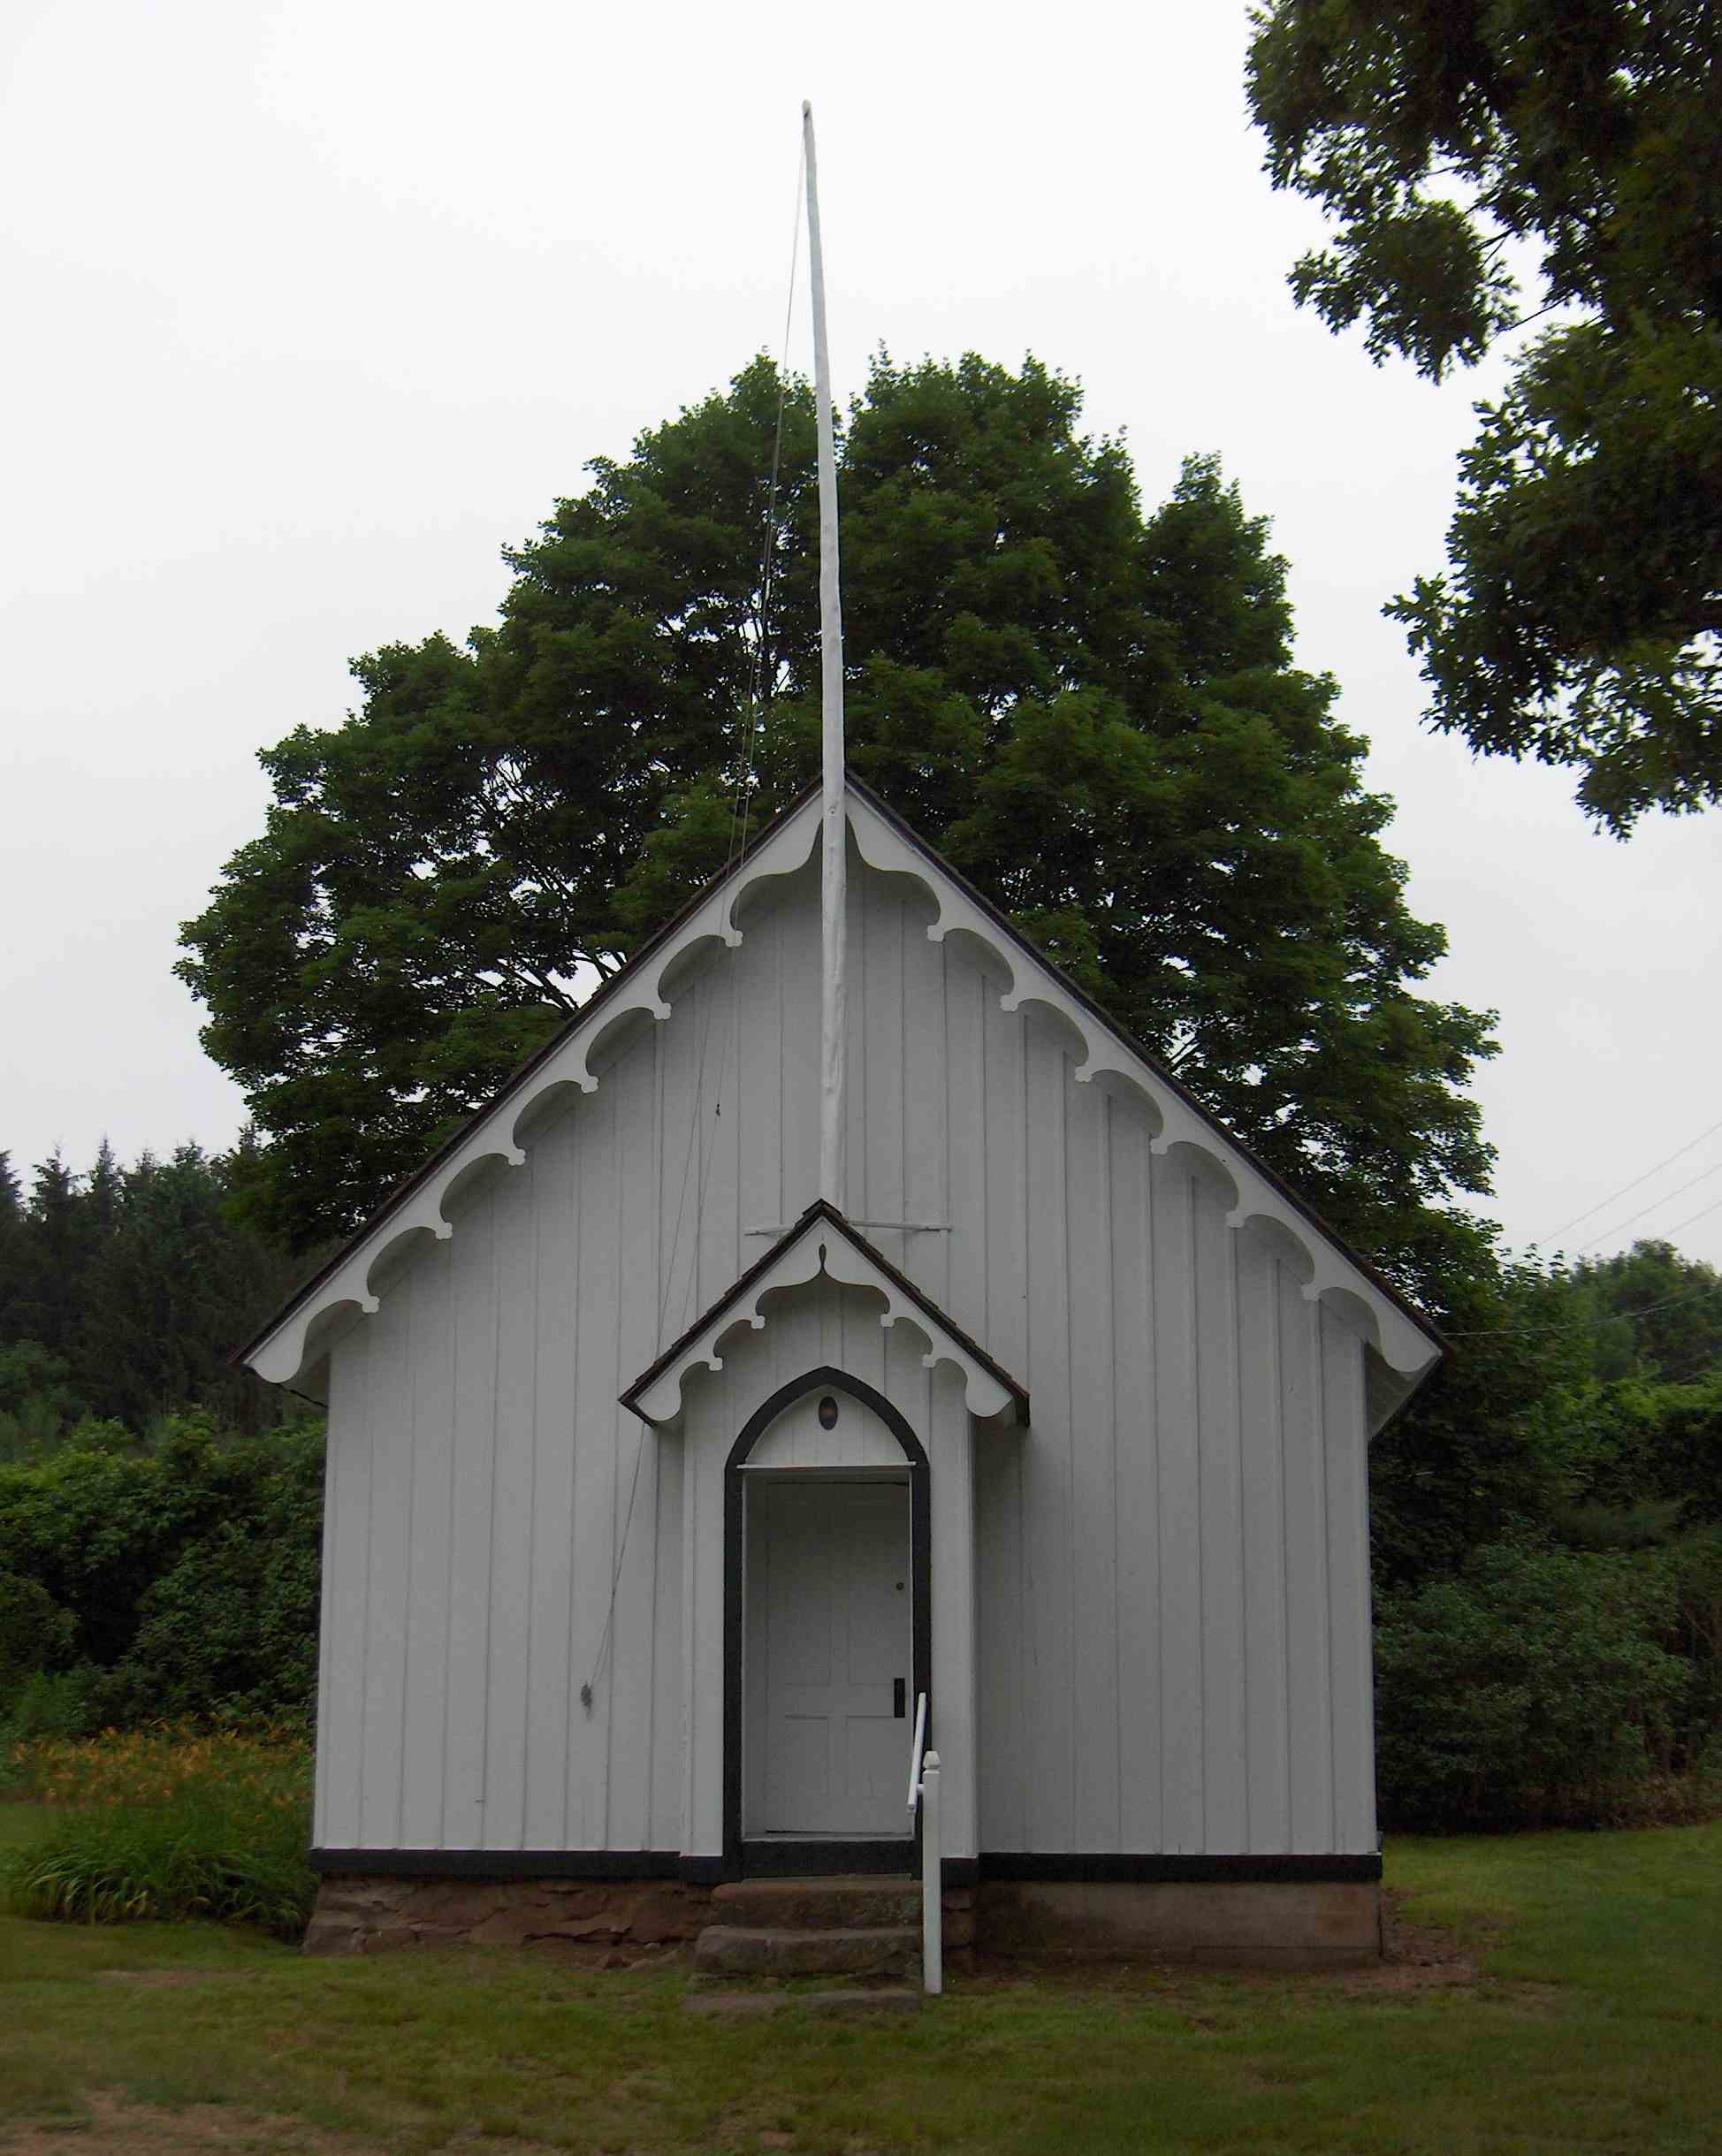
[894,1679,906,1718]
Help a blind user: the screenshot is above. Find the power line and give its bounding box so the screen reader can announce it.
[1663,1192,1722,1241]
[1576,1156,1722,1253]
[1444,1278,1722,1339]
[1540,1113,1722,1244]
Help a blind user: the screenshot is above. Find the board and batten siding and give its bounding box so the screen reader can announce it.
[313,846,1378,1860]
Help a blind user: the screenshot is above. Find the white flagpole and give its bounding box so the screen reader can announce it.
[804,100,846,1214]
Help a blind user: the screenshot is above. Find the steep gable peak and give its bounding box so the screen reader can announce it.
[241,775,1443,1415]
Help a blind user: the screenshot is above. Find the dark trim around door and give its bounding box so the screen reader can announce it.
[722,1365,931,1881]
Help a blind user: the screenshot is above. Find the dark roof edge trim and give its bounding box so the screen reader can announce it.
[619,1198,1030,1424]
[232,781,827,1371]
[843,773,1448,1362]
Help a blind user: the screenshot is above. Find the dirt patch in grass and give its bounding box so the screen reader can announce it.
[0,2090,574,2156]
[1355,1886,1483,1991]
[95,1968,262,1990]
[0,2086,362,2153]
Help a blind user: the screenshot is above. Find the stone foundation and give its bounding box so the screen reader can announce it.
[975,1880,1381,1968]
[304,1871,1378,1969]
[302,1875,714,1958]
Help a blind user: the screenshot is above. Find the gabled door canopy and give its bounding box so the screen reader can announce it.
[620,1200,1029,1428]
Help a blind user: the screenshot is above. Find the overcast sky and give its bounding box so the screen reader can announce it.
[3,0,1718,1276]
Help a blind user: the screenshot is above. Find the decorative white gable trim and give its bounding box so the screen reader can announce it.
[244,776,1442,1399]
[846,788,1440,1383]
[620,1201,1028,1428]
[245,796,826,1390]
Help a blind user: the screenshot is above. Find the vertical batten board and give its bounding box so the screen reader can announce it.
[1284,1284,1334,1848]
[742,1461,770,1835]
[1019,1021,1075,1847]
[942,952,988,1346]
[841,1276,890,1395]
[974,1391,1025,1849]
[648,1427,685,1850]
[312,1358,340,1847]
[1067,1073,1121,1849]
[610,1043,667,1848]
[318,1343,370,1849]
[522,1108,578,1850]
[1195,1185,1246,1849]
[925,1355,979,1858]
[676,1368,705,1856]
[400,1240,456,1847]
[657,973,702,1349]
[1153,1154,1203,1849]
[359,1276,412,1847]
[778,863,821,1223]
[443,1200,499,1847]
[1236,1230,1292,1851]
[686,1363,730,1855]
[483,1165,538,1848]
[1110,1093,1162,1850]
[769,1278,822,1393]
[1322,1310,1377,1849]
[860,869,905,1264]
[899,881,949,1308]
[980,988,1029,1393]
[738,907,784,1253]
[697,947,743,1322]
[843,851,868,1223]
[568,1083,622,1847]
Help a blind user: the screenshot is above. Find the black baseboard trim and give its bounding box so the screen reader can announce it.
[309,1847,682,1881]
[309,1847,1377,1888]
[977,1852,1383,1886]
[740,1838,916,1878]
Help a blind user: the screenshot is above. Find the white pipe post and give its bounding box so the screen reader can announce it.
[919,1750,942,1995]
[803,99,846,1214]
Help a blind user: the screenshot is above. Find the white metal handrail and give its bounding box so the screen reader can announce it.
[906,1690,942,1995]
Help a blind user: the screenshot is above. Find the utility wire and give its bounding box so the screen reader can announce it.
[1575,1156,1722,1253]
[1444,1278,1722,1339]
[1539,1113,1722,1245]
[1662,1192,1722,1241]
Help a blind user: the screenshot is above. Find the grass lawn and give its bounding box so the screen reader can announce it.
[1,1806,1718,2155]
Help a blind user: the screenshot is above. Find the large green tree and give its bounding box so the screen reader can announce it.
[179,353,1497,1306]
[1247,0,1721,832]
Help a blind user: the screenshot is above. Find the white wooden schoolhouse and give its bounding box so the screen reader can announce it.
[242,110,1444,1965]
[244,773,1444,1962]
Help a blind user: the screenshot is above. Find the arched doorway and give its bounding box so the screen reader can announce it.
[722,1367,931,1877]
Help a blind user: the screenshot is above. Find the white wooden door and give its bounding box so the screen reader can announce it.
[753,1479,912,1837]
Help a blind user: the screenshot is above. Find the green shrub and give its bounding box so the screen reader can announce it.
[1375,1540,1688,1829]
[3,1726,315,1939]
[0,1415,324,1719]
[0,1669,95,1751]
[0,1572,76,1694]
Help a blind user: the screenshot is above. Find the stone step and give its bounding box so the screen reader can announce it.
[694,1924,919,1979]
[711,1875,922,1931]
[683,1986,920,2018]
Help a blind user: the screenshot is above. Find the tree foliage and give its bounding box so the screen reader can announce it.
[179,352,1497,1304]
[0,1140,299,1455]
[0,1415,324,1731]
[1247,0,1722,831]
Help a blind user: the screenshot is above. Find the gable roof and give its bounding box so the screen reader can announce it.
[620,1199,1030,1428]
[240,773,1445,1409]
